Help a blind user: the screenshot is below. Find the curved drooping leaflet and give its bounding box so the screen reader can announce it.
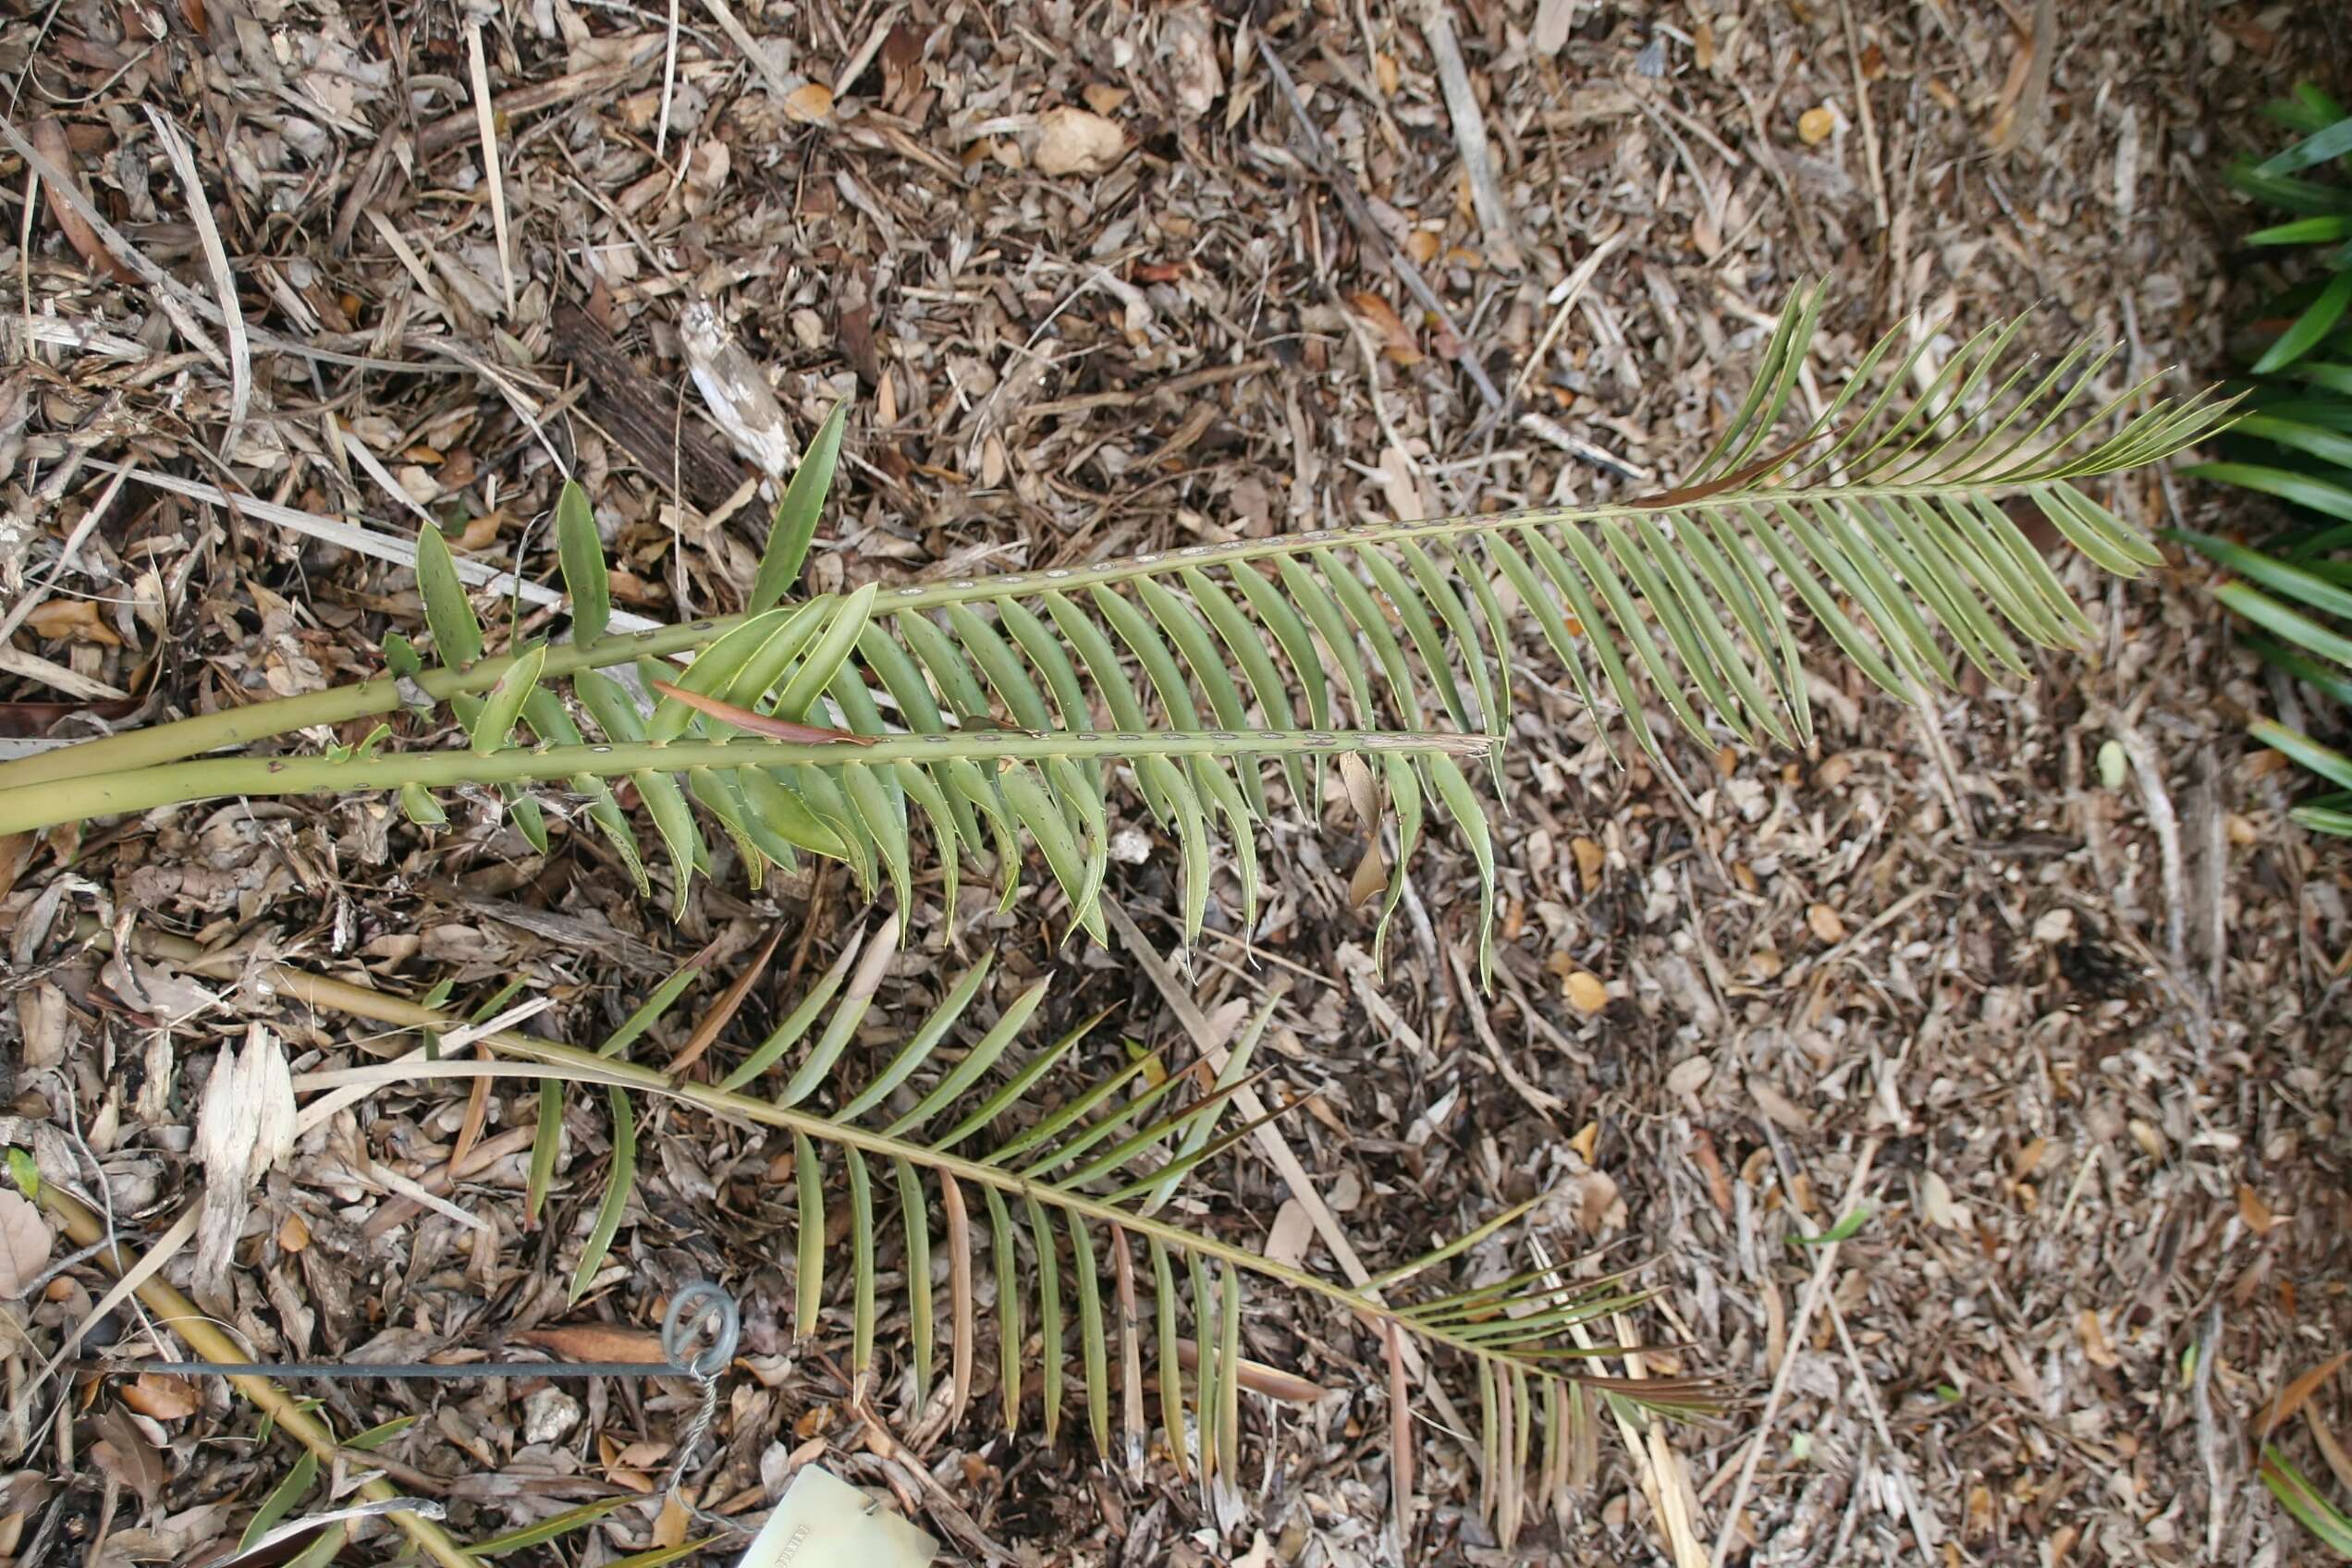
[0,285,2239,960]
[305,919,1702,1541]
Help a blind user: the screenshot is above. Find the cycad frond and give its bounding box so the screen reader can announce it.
[0,288,2236,950]
[287,923,1694,1533]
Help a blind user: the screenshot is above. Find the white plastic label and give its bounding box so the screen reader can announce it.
[735,1464,937,1568]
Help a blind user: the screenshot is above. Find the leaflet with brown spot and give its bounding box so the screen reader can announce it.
[648,680,878,745]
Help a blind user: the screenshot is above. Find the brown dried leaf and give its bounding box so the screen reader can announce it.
[1746,1074,1814,1133]
[1346,290,1423,364]
[879,24,925,112]
[90,1411,164,1509]
[512,1323,667,1362]
[668,927,783,1075]
[1263,1199,1314,1268]
[1563,971,1608,1015]
[784,82,834,123]
[120,1374,199,1421]
[15,983,67,1070]
[2260,1352,2350,1438]
[654,1489,691,1549]
[1163,6,1222,118]
[1922,1170,1972,1231]
[23,600,121,646]
[0,832,28,902]
[1533,0,1575,55]
[2236,1182,2280,1236]
[1563,1165,1623,1233]
[2307,1406,2352,1494]
[1807,903,1846,943]
[31,119,135,284]
[1034,106,1128,178]
[0,1192,50,1300]
[1339,753,1387,909]
[1666,1056,1712,1097]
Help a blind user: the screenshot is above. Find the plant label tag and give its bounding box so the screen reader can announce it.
[735,1464,937,1568]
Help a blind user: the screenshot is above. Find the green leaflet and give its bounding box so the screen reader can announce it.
[566,1085,636,1303]
[468,643,545,754]
[526,1078,561,1224]
[555,480,610,643]
[239,1450,318,1551]
[752,400,851,613]
[414,522,483,667]
[471,1498,631,1555]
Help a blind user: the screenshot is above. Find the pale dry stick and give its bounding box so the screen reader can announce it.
[2104,709,2189,978]
[829,5,902,103]
[695,0,800,100]
[1349,320,1430,513]
[412,338,575,482]
[1622,1319,1709,1568]
[1509,230,1626,405]
[363,1123,538,1240]
[1440,939,1564,1115]
[31,1182,483,1568]
[353,1154,491,1232]
[464,18,517,315]
[2192,1299,2231,1562]
[1764,1122,1942,1554]
[655,0,680,159]
[293,998,554,1139]
[1988,0,2056,153]
[1518,410,1652,484]
[1419,0,1518,268]
[432,996,557,1059]
[1838,0,1890,232]
[144,108,251,458]
[1904,674,1980,840]
[363,207,464,326]
[1632,91,1727,248]
[14,140,33,385]
[1706,1138,1881,1567]
[0,641,123,701]
[81,460,660,631]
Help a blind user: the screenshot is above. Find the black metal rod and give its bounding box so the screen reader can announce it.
[100,1359,692,1379]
